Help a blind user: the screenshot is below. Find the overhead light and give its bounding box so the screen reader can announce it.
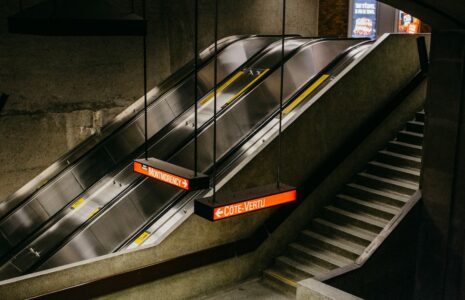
[8,0,146,36]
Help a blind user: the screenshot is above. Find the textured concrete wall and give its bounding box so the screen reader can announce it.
[318,0,349,37]
[415,30,465,300]
[0,0,318,201]
[297,278,362,300]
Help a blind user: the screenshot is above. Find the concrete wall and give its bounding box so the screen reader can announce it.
[0,0,318,201]
[297,278,363,300]
[318,0,349,37]
[0,34,424,299]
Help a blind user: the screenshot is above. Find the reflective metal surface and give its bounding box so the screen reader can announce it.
[15,37,311,276]
[0,37,371,281]
[0,36,279,273]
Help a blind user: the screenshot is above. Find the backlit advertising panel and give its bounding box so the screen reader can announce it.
[350,0,378,39]
[398,11,421,34]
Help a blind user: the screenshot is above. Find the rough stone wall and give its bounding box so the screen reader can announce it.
[318,0,349,37]
[0,0,318,200]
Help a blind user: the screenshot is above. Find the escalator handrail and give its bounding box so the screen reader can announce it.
[0,35,251,220]
[21,37,321,273]
[0,35,287,268]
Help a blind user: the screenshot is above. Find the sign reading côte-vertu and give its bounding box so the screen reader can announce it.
[195,184,297,221]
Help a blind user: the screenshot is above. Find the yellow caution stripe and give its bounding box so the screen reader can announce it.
[223,68,270,107]
[134,231,151,245]
[283,74,330,115]
[200,71,244,106]
[267,270,297,287]
[87,207,100,220]
[70,197,85,209]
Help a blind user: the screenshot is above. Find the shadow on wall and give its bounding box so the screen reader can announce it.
[0,93,7,111]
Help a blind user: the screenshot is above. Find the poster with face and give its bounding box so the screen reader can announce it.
[398,11,421,34]
[351,0,378,39]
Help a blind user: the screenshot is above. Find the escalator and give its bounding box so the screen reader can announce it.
[0,34,280,278]
[0,36,371,280]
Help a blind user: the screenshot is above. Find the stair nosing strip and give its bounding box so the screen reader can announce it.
[302,229,365,254]
[336,194,399,216]
[346,183,409,202]
[358,172,419,190]
[289,242,351,268]
[325,205,388,228]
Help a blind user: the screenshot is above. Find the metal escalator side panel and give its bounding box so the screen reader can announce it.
[0,37,283,278]
[0,36,278,258]
[0,171,83,251]
[35,180,177,270]
[4,167,139,274]
[70,146,115,190]
[0,35,253,221]
[103,118,146,164]
[37,231,107,272]
[198,36,282,89]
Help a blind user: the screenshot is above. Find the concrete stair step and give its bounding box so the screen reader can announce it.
[354,172,418,196]
[406,120,425,134]
[288,242,352,269]
[335,194,398,221]
[311,217,375,246]
[377,150,422,170]
[275,256,328,279]
[263,268,298,296]
[300,230,363,260]
[387,140,422,157]
[323,206,387,234]
[397,130,424,146]
[344,183,408,208]
[416,111,425,122]
[367,161,420,183]
[259,110,427,297]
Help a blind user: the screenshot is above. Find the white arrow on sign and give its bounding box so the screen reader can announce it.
[181,180,188,188]
[215,208,223,219]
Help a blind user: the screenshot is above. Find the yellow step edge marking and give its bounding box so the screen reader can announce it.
[200,71,244,106]
[223,68,270,107]
[268,270,297,287]
[87,207,100,220]
[70,197,85,209]
[283,74,330,115]
[134,231,151,245]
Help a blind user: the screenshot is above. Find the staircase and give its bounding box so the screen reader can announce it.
[263,110,425,296]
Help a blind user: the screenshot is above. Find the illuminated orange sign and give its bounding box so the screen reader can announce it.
[213,190,296,220]
[398,11,421,34]
[134,161,189,190]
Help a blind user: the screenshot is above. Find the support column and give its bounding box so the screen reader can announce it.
[417,29,465,300]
